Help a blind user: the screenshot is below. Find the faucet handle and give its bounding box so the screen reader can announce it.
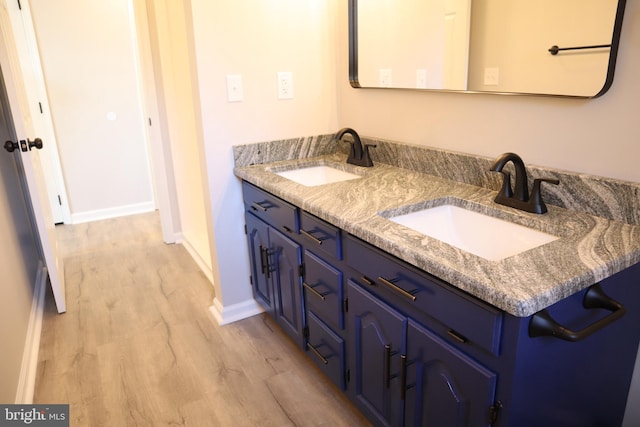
[529,178,559,214]
[361,144,376,167]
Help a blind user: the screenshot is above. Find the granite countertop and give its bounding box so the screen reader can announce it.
[234,152,640,317]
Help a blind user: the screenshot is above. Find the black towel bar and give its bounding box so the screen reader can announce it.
[548,44,611,55]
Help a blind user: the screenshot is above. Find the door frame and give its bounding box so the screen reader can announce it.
[130,0,179,244]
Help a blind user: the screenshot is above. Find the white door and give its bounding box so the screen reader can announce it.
[0,0,66,313]
[11,0,70,225]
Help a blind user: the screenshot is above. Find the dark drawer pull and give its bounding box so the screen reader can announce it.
[529,283,626,342]
[378,276,417,302]
[361,276,376,286]
[251,201,268,212]
[447,329,468,344]
[300,228,323,245]
[259,245,268,278]
[306,342,329,365]
[303,282,326,301]
[259,246,274,279]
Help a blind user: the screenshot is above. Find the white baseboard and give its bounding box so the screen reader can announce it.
[15,262,47,404]
[175,232,214,284]
[209,297,263,326]
[70,201,155,224]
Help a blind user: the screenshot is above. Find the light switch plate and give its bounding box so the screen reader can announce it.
[379,69,392,87]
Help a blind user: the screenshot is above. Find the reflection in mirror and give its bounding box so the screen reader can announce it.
[350,0,626,98]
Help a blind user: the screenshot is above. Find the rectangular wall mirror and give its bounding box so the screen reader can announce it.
[349,0,626,98]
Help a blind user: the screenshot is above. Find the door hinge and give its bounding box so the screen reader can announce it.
[17,0,21,10]
[345,369,350,384]
[299,263,305,278]
[488,401,503,426]
[244,224,247,235]
[249,275,253,286]
[57,195,62,206]
[303,326,309,339]
[38,102,43,114]
[343,298,349,313]
[148,117,152,126]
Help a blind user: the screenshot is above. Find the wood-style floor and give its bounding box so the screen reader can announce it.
[34,212,370,426]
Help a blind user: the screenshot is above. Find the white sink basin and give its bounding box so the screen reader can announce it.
[275,165,362,187]
[388,204,558,261]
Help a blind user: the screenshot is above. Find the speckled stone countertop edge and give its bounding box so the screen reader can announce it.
[234,150,640,318]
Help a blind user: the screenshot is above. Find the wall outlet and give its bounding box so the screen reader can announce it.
[484,68,500,86]
[277,72,293,99]
[379,69,392,87]
[416,69,427,89]
[226,74,243,102]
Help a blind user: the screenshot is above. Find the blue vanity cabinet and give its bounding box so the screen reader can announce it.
[345,233,640,427]
[300,211,348,390]
[347,278,498,427]
[347,281,407,426]
[241,180,640,427]
[270,227,304,345]
[243,182,304,347]
[345,234,501,426]
[404,319,497,427]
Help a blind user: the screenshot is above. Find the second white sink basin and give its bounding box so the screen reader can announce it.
[388,204,558,261]
[274,165,362,187]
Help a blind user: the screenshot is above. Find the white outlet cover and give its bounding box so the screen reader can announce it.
[379,69,392,87]
[416,69,427,89]
[277,71,293,99]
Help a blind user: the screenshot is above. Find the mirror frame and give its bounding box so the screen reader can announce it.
[348,0,627,98]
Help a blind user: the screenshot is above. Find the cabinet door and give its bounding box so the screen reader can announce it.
[348,281,406,427]
[405,319,497,427]
[270,228,304,346]
[245,212,273,314]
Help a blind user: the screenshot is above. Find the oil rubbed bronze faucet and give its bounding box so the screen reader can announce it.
[335,128,376,167]
[490,152,559,214]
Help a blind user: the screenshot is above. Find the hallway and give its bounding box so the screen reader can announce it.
[33,212,368,426]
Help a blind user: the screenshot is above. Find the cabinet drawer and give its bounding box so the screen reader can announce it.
[306,311,346,390]
[345,234,503,356]
[242,181,298,233]
[303,251,343,332]
[300,211,342,260]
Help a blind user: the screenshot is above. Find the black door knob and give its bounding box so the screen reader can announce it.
[28,138,43,150]
[4,140,18,152]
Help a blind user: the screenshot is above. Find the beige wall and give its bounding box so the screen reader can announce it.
[189,0,339,311]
